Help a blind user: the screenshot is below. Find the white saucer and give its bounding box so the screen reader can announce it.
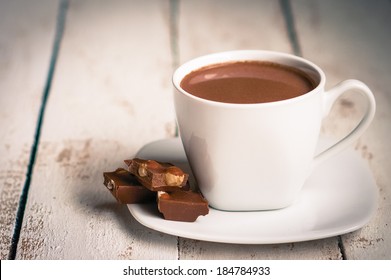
[128,137,378,244]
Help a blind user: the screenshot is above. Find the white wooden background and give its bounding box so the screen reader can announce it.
[1,0,390,260]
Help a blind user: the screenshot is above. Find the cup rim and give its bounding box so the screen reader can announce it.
[172,50,326,107]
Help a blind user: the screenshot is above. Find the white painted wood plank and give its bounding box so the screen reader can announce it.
[177,0,341,259]
[16,0,178,259]
[293,0,391,259]
[179,238,342,260]
[178,0,293,63]
[0,0,58,259]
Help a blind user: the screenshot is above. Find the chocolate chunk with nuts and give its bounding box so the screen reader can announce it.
[124,158,190,191]
[103,168,155,204]
[157,190,209,222]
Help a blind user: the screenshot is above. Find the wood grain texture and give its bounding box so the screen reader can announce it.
[179,238,342,260]
[178,0,293,63]
[5,0,389,260]
[16,0,178,259]
[293,0,391,259]
[0,0,58,259]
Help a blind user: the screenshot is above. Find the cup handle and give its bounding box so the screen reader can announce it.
[312,79,376,169]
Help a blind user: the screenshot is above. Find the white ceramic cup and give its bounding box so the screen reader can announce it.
[173,50,376,211]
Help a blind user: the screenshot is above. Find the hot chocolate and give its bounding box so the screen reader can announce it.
[180,61,316,104]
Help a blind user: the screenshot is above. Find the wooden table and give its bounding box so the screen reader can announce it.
[1,0,390,260]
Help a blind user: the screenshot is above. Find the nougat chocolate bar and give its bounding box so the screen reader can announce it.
[124,158,190,191]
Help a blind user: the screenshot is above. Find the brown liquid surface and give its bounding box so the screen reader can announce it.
[180,61,316,104]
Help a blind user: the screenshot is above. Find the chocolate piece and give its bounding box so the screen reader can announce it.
[103,168,155,204]
[157,190,209,222]
[124,158,190,191]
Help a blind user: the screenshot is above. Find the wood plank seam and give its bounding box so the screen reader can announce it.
[337,236,347,260]
[170,0,180,138]
[279,0,302,56]
[170,0,180,72]
[7,0,69,260]
[177,237,181,260]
